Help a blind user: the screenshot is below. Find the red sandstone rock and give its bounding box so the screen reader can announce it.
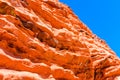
[0,0,120,80]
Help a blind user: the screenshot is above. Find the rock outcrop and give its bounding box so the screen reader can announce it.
[0,0,120,80]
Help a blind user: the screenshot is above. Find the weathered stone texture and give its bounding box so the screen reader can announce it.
[0,0,120,80]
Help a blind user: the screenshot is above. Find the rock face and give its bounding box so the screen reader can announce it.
[0,0,120,80]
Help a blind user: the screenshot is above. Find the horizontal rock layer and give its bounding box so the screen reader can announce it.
[0,0,120,80]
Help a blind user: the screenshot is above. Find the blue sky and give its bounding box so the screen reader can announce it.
[59,0,120,57]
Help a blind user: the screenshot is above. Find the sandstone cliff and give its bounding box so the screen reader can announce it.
[0,0,120,80]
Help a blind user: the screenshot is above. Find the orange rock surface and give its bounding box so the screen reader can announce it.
[0,0,120,80]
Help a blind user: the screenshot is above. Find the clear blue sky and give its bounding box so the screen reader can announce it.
[60,0,120,57]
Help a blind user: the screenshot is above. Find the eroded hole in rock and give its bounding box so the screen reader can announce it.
[16,46,27,53]
[37,31,57,48]
[59,47,68,50]
[85,32,89,35]
[37,30,47,42]
[79,29,84,32]
[23,21,34,30]
[16,16,34,30]
[0,36,2,41]
[8,42,14,48]
[58,45,69,50]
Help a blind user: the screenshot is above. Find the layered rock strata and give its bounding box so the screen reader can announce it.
[0,0,120,80]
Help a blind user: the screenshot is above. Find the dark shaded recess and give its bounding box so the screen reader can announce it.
[59,46,68,50]
[79,29,84,32]
[37,30,46,42]
[85,32,89,35]
[8,42,14,48]
[0,36,2,41]
[74,69,83,76]
[94,69,103,80]
[37,32,57,48]
[16,16,34,30]
[23,21,34,30]
[56,44,71,51]
[16,46,27,53]
[91,54,96,58]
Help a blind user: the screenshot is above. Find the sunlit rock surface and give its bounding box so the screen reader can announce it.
[0,0,120,80]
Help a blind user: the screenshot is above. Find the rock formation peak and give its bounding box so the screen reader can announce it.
[0,0,120,80]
